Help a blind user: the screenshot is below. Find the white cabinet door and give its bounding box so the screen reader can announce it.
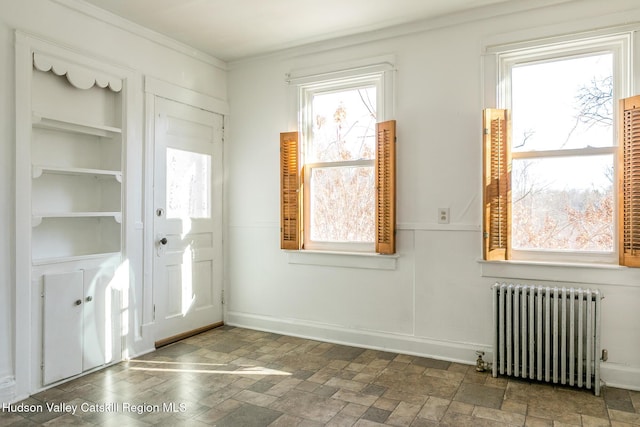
[43,271,84,384]
[82,267,117,371]
[43,267,120,384]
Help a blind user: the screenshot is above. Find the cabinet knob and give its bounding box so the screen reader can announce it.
[74,299,82,306]
[159,237,168,245]
[86,296,93,302]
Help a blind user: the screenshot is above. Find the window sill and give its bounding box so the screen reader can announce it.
[479,259,639,287]
[286,250,398,270]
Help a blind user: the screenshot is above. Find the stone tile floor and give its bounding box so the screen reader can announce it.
[2,326,640,426]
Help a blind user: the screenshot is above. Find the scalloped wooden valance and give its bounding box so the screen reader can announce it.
[33,52,122,92]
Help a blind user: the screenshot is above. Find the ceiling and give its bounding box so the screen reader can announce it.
[79,0,518,62]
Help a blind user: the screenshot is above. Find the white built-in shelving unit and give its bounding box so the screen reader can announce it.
[17,47,126,387]
[29,64,123,266]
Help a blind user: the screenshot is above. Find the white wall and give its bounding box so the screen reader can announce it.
[226,0,640,390]
[0,0,226,401]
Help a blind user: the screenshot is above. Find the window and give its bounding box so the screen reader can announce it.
[484,34,633,265]
[280,65,396,254]
[166,148,211,219]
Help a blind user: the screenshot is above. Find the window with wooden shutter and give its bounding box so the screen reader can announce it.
[485,35,628,264]
[376,120,396,255]
[483,109,511,261]
[619,96,640,267]
[288,66,395,254]
[280,131,301,250]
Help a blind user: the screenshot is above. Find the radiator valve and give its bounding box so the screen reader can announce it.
[476,351,488,372]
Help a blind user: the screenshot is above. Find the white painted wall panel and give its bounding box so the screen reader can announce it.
[228,227,415,336]
[0,23,15,387]
[413,230,489,346]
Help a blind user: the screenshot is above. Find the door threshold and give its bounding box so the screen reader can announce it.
[154,321,224,348]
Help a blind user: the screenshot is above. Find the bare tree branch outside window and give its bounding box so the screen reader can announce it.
[309,87,377,243]
[511,54,614,252]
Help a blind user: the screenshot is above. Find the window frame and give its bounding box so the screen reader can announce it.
[492,33,631,264]
[298,72,390,253]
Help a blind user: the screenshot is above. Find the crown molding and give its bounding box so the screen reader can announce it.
[52,0,228,71]
[227,0,577,67]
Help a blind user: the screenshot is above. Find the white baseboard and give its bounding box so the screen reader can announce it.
[601,363,640,391]
[0,376,17,404]
[225,311,491,366]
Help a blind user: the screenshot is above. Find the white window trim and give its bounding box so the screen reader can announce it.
[287,249,398,270]
[493,32,631,265]
[289,58,396,255]
[497,33,630,112]
[479,258,637,288]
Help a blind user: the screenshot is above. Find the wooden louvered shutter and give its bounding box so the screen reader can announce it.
[619,96,640,267]
[375,120,396,254]
[280,132,301,250]
[483,109,511,261]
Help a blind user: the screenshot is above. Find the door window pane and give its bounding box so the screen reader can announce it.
[166,148,211,219]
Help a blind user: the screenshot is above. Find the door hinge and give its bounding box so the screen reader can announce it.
[153,304,156,321]
[221,290,225,305]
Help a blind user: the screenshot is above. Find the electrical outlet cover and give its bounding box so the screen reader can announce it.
[438,208,449,224]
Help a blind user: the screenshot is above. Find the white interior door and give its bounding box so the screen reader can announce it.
[153,97,223,344]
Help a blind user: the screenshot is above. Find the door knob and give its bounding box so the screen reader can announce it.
[159,237,168,245]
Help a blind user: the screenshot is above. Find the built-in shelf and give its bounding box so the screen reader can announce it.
[32,251,121,266]
[32,111,121,138]
[25,52,125,388]
[32,165,122,181]
[31,215,121,259]
[32,212,122,227]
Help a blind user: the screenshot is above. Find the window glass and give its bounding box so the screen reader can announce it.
[309,87,376,163]
[302,79,381,250]
[512,155,614,251]
[309,166,375,242]
[512,53,613,151]
[509,51,615,256]
[166,147,211,219]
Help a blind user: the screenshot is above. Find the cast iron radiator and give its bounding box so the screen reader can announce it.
[492,282,603,395]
